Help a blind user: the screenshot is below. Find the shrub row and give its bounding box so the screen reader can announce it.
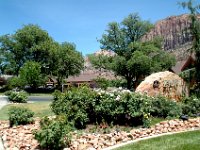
[50,87,183,129]
[8,86,200,149]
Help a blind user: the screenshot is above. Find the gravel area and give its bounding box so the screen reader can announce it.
[0,118,200,150]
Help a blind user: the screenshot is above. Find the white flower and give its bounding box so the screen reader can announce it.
[116,95,120,101]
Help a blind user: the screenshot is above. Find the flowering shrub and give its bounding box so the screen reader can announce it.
[52,86,190,129]
[51,87,95,129]
[143,113,151,128]
[8,91,28,103]
[51,87,154,128]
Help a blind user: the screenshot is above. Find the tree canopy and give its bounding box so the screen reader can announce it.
[0,24,84,90]
[100,13,153,57]
[91,13,176,89]
[0,24,54,75]
[52,42,84,88]
[19,61,45,89]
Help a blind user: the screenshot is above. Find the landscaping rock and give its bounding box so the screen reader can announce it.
[1,117,200,150]
[135,71,188,101]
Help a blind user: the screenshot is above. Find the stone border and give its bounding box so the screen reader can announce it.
[103,128,200,150]
[70,118,200,149]
[1,118,200,149]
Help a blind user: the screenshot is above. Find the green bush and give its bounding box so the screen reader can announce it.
[182,96,200,115]
[51,87,94,129]
[151,96,182,118]
[94,92,152,126]
[8,106,34,127]
[94,77,110,90]
[110,79,127,88]
[8,91,28,103]
[51,87,152,128]
[52,86,192,128]
[7,76,23,90]
[34,115,73,150]
[4,90,12,96]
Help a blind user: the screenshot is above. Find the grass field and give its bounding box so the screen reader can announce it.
[150,117,166,126]
[115,130,200,150]
[0,102,54,120]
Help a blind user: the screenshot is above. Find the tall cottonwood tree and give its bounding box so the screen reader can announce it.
[49,42,84,89]
[0,24,54,75]
[98,13,175,89]
[0,24,84,90]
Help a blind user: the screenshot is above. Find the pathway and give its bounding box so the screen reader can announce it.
[0,96,7,150]
[0,96,8,110]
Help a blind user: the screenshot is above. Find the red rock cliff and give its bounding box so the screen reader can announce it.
[142,14,200,51]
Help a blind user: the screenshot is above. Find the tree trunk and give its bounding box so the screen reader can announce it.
[195,51,200,89]
[126,77,133,90]
[56,77,62,91]
[133,78,140,90]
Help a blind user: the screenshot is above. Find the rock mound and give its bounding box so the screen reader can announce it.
[135,71,188,101]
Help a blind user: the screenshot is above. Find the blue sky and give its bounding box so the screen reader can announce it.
[0,0,195,55]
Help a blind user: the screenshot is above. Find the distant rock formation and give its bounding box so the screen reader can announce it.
[83,49,116,79]
[142,14,192,50]
[142,14,200,61]
[94,49,115,57]
[135,71,188,101]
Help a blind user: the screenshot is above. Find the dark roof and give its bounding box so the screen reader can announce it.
[181,55,195,70]
[66,73,99,82]
[66,71,117,83]
[47,76,57,83]
[171,60,187,74]
[171,55,195,74]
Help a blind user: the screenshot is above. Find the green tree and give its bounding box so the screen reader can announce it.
[0,24,54,75]
[19,61,45,89]
[51,42,84,90]
[0,56,6,75]
[7,76,23,89]
[88,53,112,75]
[98,13,175,89]
[180,0,200,90]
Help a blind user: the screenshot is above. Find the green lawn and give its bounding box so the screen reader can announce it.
[115,130,200,150]
[0,102,54,120]
[150,117,166,126]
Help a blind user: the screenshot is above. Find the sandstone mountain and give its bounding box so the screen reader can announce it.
[142,14,200,61]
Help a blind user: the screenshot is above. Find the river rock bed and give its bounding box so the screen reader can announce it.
[0,118,200,150]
